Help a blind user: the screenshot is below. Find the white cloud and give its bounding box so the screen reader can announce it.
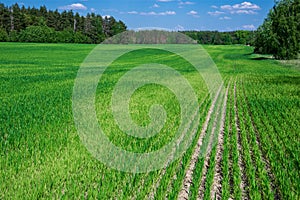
[152,4,160,8]
[211,5,218,9]
[208,11,225,16]
[219,2,260,15]
[140,11,176,16]
[128,11,138,14]
[220,5,232,10]
[90,8,96,12]
[234,10,257,14]
[219,16,231,20]
[165,11,176,15]
[233,2,260,10]
[179,1,195,5]
[157,0,173,2]
[221,2,260,12]
[243,24,255,29]
[58,3,87,10]
[187,10,199,18]
[140,11,156,15]
[187,10,197,15]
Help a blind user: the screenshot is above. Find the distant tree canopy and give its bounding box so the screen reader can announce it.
[180,30,255,45]
[103,30,197,44]
[0,3,127,43]
[254,0,300,60]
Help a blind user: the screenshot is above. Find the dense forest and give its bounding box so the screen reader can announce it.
[254,0,300,59]
[181,30,255,45]
[0,3,127,43]
[0,3,256,45]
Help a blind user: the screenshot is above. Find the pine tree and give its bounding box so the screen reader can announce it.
[0,3,127,43]
[0,3,11,33]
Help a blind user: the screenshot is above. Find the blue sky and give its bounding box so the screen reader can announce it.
[4,0,275,31]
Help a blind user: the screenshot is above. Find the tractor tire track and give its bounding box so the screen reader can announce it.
[147,95,209,200]
[178,85,223,200]
[210,83,230,200]
[164,96,211,199]
[197,87,224,200]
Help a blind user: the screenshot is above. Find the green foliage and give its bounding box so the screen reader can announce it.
[254,18,276,54]
[0,28,8,41]
[0,3,127,43]
[73,31,92,43]
[254,0,300,59]
[56,29,75,43]
[182,30,255,45]
[8,30,18,42]
[18,26,56,43]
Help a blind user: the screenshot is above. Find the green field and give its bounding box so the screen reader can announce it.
[1,43,299,199]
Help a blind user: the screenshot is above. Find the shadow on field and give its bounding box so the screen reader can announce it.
[243,52,274,61]
[251,57,272,60]
[243,52,253,56]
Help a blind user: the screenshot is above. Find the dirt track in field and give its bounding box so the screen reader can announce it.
[210,83,229,200]
[147,95,209,200]
[178,85,223,200]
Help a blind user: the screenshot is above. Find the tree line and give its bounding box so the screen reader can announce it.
[102,30,197,44]
[0,3,127,43]
[1,1,299,60]
[180,30,255,45]
[254,0,300,60]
